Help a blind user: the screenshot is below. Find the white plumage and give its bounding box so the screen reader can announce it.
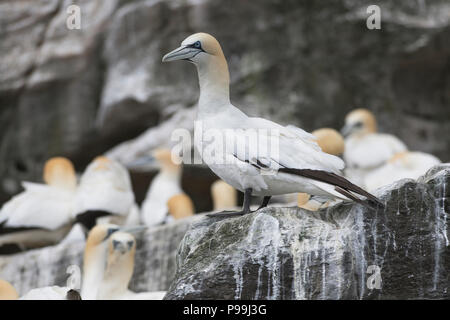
[344,133,407,169]
[20,286,78,300]
[141,149,183,226]
[364,151,441,192]
[341,109,407,187]
[0,157,77,250]
[162,33,380,212]
[97,231,166,300]
[74,156,136,228]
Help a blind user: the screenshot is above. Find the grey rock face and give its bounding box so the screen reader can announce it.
[0,216,201,296]
[165,165,450,299]
[1,0,449,205]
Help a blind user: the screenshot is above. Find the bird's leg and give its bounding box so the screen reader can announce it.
[256,196,271,210]
[207,188,253,218]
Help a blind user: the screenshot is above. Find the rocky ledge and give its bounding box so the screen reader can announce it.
[165,165,450,299]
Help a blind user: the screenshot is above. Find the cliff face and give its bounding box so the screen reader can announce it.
[165,165,450,300]
[0,165,449,299]
[1,0,449,206]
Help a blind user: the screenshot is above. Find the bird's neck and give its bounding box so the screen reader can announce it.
[196,55,230,116]
[82,245,106,299]
[97,256,134,299]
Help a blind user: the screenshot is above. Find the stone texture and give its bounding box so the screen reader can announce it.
[165,165,450,299]
[1,0,449,210]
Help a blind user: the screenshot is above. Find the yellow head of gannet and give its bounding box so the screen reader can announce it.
[43,157,77,190]
[167,194,195,220]
[341,108,377,137]
[162,33,230,107]
[0,279,18,300]
[211,179,237,211]
[312,128,345,156]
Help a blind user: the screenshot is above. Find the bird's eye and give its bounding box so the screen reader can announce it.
[355,122,363,128]
[194,41,201,48]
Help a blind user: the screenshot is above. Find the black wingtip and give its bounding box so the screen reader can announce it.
[66,289,82,300]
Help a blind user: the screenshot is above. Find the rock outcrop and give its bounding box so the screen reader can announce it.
[0,165,449,299]
[1,0,449,207]
[165,165,450,299]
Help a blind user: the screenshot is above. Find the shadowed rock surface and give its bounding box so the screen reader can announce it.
[165,165,450,299]
[1,0,449,208]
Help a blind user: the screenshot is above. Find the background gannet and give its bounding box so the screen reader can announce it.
[0,279,18,300]
[167,194,195,220]
[141,149,184,226]
[74,156,137,230]
[163,34,382,217]
[20,286,81,300]
[341,108,408,187]
[364,151,441,192]
[312,128,345,158]
[0,157,77,253]
[81,223,146,300]
[81,223,120,300]
[211,179,238,211]
[97,231,166,300]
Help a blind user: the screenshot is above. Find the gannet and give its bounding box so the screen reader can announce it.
[364,151,441,192]
[1,278,80,300]
[81,223,146,300]
[141,149,184,226]
[20,286,81,300]
[74,156,136,230]
[163,33,382,217]
[97,231,166,300]
[0,279,18,300]
[167,194,195,220]
[297,128,345,211]
[211,179,238,211]
[341,108,407,187]
[0,157,77,253]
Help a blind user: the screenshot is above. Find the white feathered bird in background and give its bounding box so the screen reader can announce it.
[141,149,188,226]
[74,156,137,230]
[341,108,407,187]
[97,231,166,300]
[0,157,77,252]
[364,151,441,192]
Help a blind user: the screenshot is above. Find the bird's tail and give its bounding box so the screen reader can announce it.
[279,168,384,209]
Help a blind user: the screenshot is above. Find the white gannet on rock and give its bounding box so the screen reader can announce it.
[167,194,195,220]
[74,156,136,230]
[297,128,345,211]
[211,179,238,211]
[20,286,81,300]
[97,231,166,300]
[341,108,408,187]
[163,33,383,217]
[0,279,19,300]
[364,151,441,192]
[0,157,77,253]
[141,149,184,226]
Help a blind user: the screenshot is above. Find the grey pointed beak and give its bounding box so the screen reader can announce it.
[162,46,201,62]
[340,124,354,138]
[120,225,147,234]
